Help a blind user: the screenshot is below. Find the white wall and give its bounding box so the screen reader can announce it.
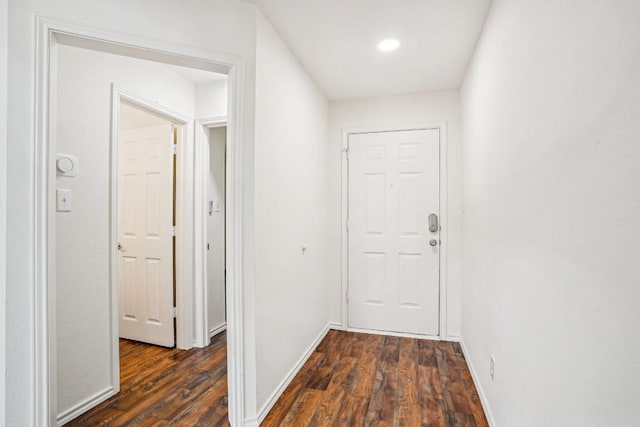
[328,91,463,337]
[254,13,330,417]
[196,80,228,119]
[0,0,7,424]
[207,126,227,334]
[6,1,259,424]
[461,1,640,426]
[55,44,195,417]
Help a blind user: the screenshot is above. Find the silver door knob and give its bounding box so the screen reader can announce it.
[429,239,438,247]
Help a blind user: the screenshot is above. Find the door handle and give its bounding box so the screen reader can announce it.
[428,213,439,232]
[117,243,124,251]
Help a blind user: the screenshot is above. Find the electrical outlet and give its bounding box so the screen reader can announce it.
[490,355,495,381]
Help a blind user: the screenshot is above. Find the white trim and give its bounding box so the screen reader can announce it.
[209,322,227,338]
[0,0,7,422]
[199,116,228,128]
[328,322,344,331]
[193,116,227,348]
[243,417,259,427]
[34,16,246,427]
[256,323,331,424]
[56,387,116,426]
[225,61,247,427]
[173,106,194,351]
[459,338,496,427]
[107,86,121,399]
[438,123,449,338]
[340,122,449,338]
[34,15,54,426]
[117,87,191,124]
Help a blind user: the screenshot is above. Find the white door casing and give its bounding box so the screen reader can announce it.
[36,19,247,427]
[118,123,175,347]
[348,129,440,336]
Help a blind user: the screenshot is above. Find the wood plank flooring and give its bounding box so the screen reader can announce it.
[65,332,229,427]
[65,329,487,426]
[262,330,488,427]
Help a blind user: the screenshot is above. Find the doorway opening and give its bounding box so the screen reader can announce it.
[194,117,229,348]
[37,18,245,427]
[204,125,228,344]
[116,101,181,348]
[340,125,449,339]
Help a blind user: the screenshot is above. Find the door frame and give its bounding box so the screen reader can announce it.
[111,86,190,357]
[340,123,449,339]
[34,17,247,426]
[193,116,228,348]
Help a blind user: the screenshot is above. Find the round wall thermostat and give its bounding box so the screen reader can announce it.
[57,157,74,174]
[56,154,79,177]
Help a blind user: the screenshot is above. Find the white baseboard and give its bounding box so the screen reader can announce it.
[243,417,259,427]
[209,322,227,338]
[459,338,496,427]
[256,323,331,424]
[57,386,116,426]
[328,322,344,331]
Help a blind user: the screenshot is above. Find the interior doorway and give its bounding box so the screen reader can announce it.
[204,125,228,342]
[117,102,180,347]
[42,20,243,425]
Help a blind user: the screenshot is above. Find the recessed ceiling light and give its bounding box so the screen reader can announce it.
[378,38,400,52]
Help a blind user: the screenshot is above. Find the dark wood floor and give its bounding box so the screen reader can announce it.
[263,330,488,427]
[66,332,229,427]
[66,329,487,427]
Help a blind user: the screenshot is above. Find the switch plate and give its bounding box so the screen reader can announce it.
[57,189,72,212]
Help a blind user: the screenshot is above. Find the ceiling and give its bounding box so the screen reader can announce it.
[244,0,492,100]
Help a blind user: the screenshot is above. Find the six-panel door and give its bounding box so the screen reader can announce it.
[348,129,440,336]
[118,123,175,347]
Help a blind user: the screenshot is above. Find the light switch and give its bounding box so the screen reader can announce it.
[57,189,72,212]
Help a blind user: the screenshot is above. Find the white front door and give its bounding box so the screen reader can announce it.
[348,129,440,336]
[118,123,175,347]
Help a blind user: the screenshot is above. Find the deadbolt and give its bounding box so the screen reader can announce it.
[428,213,439,232]
[429,239,438,247]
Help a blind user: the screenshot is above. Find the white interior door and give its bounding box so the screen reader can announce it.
[118,123,175,347]
[348,129,440,336]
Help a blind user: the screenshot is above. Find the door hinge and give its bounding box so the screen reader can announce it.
[170,226,176,236]
[172,307,177,318]
[344,147,350,160]
[171,144,177,155]
[346,290,349,303]
[346,219,349,232]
